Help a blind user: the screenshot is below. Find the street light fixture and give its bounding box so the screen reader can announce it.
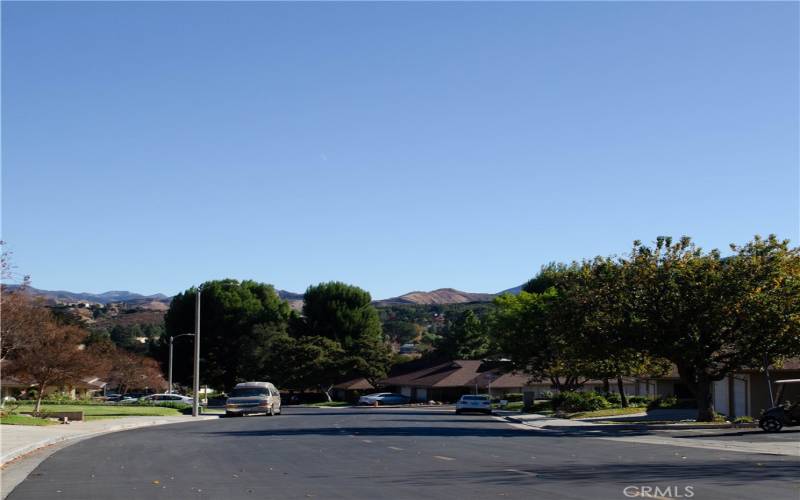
[168,333,195,394]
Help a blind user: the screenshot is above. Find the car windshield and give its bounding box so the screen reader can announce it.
[230,388,270,397]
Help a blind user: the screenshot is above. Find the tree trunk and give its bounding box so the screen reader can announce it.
[323,385,333,402]
[616,375,628,408]
[603,378,610,394]
[695,379,715,422]
[34,386,46,416]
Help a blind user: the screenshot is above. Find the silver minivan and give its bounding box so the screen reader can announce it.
[225,381,282,417]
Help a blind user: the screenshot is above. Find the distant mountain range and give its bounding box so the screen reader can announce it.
[3,286,171,307]
[7,284,523,309]
[373,288,497,306]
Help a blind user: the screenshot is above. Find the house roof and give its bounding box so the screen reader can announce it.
[379,360,541,389]
[332,378,374,391]
[380,360,484,388]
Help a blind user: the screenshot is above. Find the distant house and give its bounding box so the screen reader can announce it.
[331,378,376,402]
[637,359,800,418]
[0,362,107,401]
[380,360,536,403]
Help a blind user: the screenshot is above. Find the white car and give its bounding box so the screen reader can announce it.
[455,394,492,414]
[141,394,193,405]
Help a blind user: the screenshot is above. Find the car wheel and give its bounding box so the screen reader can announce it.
[455,409,462,415]
[760,416,783,432]
[225,411,236,418]
[267,405,275,417]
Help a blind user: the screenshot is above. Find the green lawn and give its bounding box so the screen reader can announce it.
[0,414,57,426]
[564,406,647,419]
[10,404,185,421]
[305,401,350,407]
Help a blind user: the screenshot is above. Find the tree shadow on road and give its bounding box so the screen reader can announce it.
[203,424,656,439]
[379,460,799,488]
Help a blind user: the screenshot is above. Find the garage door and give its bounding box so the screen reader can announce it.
[713,379,729,416]
[733,376,748,418]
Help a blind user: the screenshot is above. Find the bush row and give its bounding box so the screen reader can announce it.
[546,391,660,413]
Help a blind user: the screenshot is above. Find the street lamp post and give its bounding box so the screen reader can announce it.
[193,286,202,417]
[168,333,195,394]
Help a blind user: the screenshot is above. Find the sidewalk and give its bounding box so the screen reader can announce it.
[1,415,217,466]
[495,411,798,457]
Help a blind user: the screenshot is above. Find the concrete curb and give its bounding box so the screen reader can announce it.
[1,416,218,466]
[501,414,758,431]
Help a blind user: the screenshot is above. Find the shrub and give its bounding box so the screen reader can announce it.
[647,396,697,410]
[551,391,611,412]
[627,396,651,407]
[29,399,105,406]
[733,416,754,424]
[540,391,554,400]
[504,393,523,403]
[605,392,622,405]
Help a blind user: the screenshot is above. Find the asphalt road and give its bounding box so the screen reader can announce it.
[6,407,799,500]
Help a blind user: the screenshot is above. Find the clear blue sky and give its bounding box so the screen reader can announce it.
[2,2,798,299]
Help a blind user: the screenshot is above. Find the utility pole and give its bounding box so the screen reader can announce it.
[168,334,194,394]
[193,286,202,417]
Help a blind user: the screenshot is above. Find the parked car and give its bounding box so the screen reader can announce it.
[455,394,492,415]
[225,381,282,417]
[358,393,411,406]
[141,394,193,405]
[104,394,139,404]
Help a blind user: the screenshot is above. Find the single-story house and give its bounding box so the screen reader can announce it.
[520,377,638,407]
[1,368,107,401]
[636,359,800,418]
[379,359,544,403]
[331,377,376,403]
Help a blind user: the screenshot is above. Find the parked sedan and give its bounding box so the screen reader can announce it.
[455,394,492,414]
[140,394,193,405]
[358,393,411,406]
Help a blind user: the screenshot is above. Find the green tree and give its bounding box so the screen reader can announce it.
[623,235,800,421]
[437,310,490,359]
[297,282,391,396]
[162,279,293,391]
[491,288,594,391]
[556,258,670,407]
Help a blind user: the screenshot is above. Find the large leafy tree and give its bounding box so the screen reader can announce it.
[162,279,294,391]
[297,282,391,397]
[623,235,800,421]
[556,258,670,406]
[8,319,105,414]
[491,288,594,391]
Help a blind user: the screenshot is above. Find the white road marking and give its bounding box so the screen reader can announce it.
[504,468,537,477]
[433,455,455,461]
[361,439,373,443]
[388,446,404,451]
